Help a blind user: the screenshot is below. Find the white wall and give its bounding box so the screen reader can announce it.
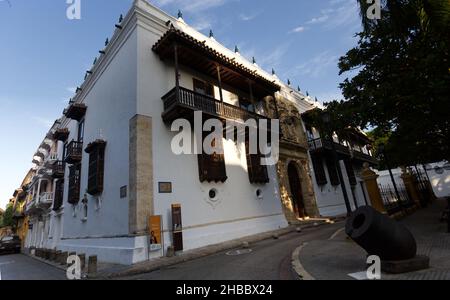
[60,27,138,240]
[136,13,287,254]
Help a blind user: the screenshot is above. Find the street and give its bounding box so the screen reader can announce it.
[0,223,342,280]
[118,223,343,280]
[0,253,66,280]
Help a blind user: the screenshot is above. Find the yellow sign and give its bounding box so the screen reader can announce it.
[149,215,162,251]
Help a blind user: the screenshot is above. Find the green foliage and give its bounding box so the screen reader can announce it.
[0,203,14,228]
[324,0,450,166]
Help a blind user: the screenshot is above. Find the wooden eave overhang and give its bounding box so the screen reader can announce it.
[152,28,281,98]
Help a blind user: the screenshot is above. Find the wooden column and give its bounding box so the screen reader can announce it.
[248,80,254,104]
[216,64,224,102]
[173,43,180,101]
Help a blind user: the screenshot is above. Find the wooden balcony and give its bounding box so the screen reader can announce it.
[65,140,83,164]
[308,138,351,156]
[53,128,70,141]
[308,137,378,165]
[162,87,270,124]
[51,161,65,178]
[64,103,87,121]
[352,150,378,165]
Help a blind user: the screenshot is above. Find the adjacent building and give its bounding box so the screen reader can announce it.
[302,110,378,216]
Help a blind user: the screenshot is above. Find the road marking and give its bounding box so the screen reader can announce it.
[328,227,345,240]
[0,261,14,266]
[348,271,368,280]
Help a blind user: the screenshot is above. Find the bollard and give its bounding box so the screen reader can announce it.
[60,252,68,265]
[49,249,56,261]
[88,256,97,275]
[78,253,86,272]
[55,250,62,262]
[166,246,175,257]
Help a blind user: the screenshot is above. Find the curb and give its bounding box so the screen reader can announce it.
[291,243,315,280]
[98,221,332,279]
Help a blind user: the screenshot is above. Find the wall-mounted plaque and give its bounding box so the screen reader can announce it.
[159,182,172,193]
[171,204,183,252]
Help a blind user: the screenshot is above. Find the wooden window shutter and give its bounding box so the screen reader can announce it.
[325,156,340,186]
[245,138,269,184]
[311,155,327,185]
[85,140,106,195]
[68,164,81,204]
[53,179,64,211]
[344,159,357,186]
[197,131,227,183]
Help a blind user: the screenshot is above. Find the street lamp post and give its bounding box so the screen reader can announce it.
[378,143,406,214]
[322,112,352,216]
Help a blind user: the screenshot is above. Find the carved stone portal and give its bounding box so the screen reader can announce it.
[264,96,319,223]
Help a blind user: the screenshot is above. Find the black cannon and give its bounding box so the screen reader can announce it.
[345,206,417,261]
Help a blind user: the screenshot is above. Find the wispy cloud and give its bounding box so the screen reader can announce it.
[154,0,231,13]
[239,12,260,22]
[66,86,76,94]
[289,26,306,34]
[293,0,359,32]
[32,116,54,128]
[293,51,340,78]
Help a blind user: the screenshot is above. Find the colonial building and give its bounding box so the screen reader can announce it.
[18,0,374,265]
[20,0,320,265]
[11,169,34,248]
[302,110,378,216]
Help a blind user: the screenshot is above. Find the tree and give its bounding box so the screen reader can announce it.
[324,0,450,167]
[1,203,14,228]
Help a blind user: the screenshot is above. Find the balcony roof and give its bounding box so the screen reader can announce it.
[152,27,280,98]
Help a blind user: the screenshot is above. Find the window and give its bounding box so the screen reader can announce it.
[77,119,85,142]
[68,164,81,204]
[239,97,255,112]
[193,78,214,97]
[198,131,227,183]
[245,134,269,184]
[53,179,64,211]
[85,140,106,195]
[311,155,327,185]
[325,157,340,186]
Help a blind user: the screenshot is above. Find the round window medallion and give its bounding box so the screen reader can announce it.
[209,188,218,201]
[434,166,444,175]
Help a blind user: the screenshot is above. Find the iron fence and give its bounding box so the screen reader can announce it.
[378,183,414,215]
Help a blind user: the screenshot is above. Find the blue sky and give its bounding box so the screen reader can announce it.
[0,0,361,209]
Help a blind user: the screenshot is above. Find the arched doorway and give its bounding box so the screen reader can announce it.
[288,162,307,218]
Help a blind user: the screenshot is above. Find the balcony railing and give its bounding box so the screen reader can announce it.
[162,87,270,124]
[51,161,65,178]
[45,152,58,164]
[308,138,351,156]
[38,192,53,206]
[308,137,378,165]
[65,140,83,164]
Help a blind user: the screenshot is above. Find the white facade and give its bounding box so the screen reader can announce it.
[24,0,292,265]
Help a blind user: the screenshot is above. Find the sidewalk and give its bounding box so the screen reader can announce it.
[294,198,450,280]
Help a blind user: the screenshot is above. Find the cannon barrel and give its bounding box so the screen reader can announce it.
[345,206,417,261]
